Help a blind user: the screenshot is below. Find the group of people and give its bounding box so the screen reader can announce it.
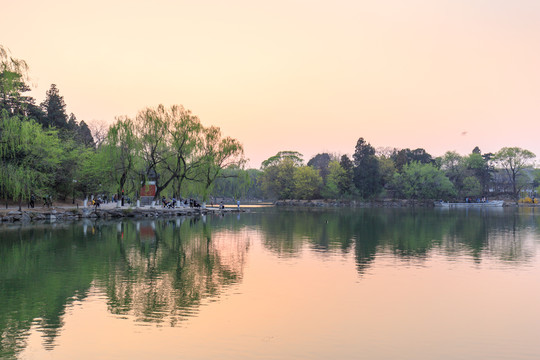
[160,197,239,210]
[161,197,202,209]
[465,197,488,203]
[27,194,51,208]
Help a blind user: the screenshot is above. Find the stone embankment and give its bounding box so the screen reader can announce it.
[0,206,244,223]
[275,199,530,208]
[275,199,434,207]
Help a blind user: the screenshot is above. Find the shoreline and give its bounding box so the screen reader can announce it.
[0,205,246,223]
[275,199,436,207]
[2,199,538,223]
[274,199,534,208]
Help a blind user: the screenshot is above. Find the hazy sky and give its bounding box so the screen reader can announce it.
[2,0,539,167]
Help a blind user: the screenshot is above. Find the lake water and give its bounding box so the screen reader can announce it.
[1,207,540,359]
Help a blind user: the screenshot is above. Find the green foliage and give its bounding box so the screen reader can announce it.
[261,151,303,169]
[324,161,350,198]
[76,120,95,148]
[5,46,540,204]
[0,45,31,116]
[104,116,140,196]
[98,105,245,202]
[1,48,253,203]
[75,146,113,198]
[461,176,482,198]
[464,152,492,195]
[533,169,540,189]
[0,110,62,201]
[293,166,322,199]
[377,156,396,189]
[307,153,332,184]
[196,125,245,201]
[392,161,456,200]
[260,157,298,199]
[0,217,248,357]
[439,150,465,190]
[338,155,354,195]
[465,152,484,170]
[353,138,381,198]
[391,147,434,171]
[494,147,536,199]
[40,84,68,129]
[135,105,202,198]
[212,167,260,199]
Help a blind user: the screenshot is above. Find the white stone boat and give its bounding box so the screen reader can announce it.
[434,200,504,208]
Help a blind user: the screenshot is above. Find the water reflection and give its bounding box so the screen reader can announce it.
[100,218,248,327]
[0,208,539,358]
[256,208,540,272]
[0,215,248,358]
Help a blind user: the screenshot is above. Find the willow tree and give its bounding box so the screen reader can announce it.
[194,125,245,202]
[0,111,61,208]
[134,105,204,200]
[104,116,140,197]
[211,167,253,200]
[0,45,30,116]
[166,105,203,198]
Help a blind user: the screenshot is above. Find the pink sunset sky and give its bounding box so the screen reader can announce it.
[2,0,539,168]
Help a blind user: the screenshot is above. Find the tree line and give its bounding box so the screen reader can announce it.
[1,45,244,207]
[2,45,538,205]
[227,140,536,202]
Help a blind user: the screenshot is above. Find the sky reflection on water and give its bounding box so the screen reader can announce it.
[1,207,540,359]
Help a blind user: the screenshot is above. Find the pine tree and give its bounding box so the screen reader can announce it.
[41,84,68,129]
[352,137,381,198]
[78,120,95,148]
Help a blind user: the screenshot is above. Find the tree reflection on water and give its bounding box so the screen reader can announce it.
[0,215,248,358]
[257,207,540,272]
[0,207,539,358]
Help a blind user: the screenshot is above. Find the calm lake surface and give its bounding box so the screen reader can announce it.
[1,207,540,359]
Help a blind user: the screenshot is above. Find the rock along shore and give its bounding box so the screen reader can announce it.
[0,206,245,223]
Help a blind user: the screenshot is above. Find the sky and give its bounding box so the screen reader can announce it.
[2,0,540,168]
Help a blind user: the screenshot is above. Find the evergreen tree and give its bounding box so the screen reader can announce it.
[77,120,95,148]
[409,148,433,164]
[41,84,68,129]
[67,112,78,131]
[339,155,354,195]
[66,113,95,148]
[352,138,381,198]
[391,148,434,171]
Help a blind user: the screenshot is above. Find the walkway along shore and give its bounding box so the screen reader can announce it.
[0,204,246,223]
